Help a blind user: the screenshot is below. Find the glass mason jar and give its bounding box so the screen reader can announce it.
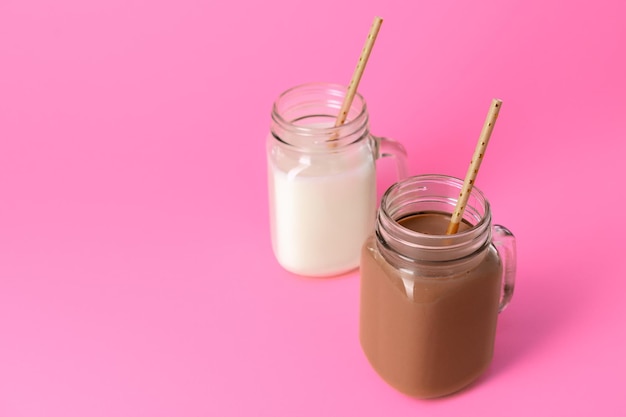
[359,174,516,398]
[267,82,407,277]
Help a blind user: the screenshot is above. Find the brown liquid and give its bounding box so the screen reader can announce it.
[359,211,502,398]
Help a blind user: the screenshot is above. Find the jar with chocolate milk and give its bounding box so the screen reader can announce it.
[359,174,516,398]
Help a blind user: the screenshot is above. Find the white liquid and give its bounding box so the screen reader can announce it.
[268,153,376,276]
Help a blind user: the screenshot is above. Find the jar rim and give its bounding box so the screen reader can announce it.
[378,174,491,248]
[271,82,369,151]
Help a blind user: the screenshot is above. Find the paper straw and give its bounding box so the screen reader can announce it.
[446,98,503,235]
[334,16,384,128]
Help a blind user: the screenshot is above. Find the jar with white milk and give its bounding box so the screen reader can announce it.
[267,82,407,276]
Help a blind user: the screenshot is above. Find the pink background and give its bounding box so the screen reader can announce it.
[1,0,625,415]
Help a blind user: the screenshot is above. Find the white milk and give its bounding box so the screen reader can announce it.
[268,152,376,276]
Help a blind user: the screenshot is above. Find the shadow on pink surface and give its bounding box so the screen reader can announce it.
[487,264,585,379]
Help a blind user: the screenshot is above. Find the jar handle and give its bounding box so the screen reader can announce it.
[492,224,517,312]
[373,135,408,180]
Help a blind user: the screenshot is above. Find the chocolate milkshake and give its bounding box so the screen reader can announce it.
[359,176,516,398]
